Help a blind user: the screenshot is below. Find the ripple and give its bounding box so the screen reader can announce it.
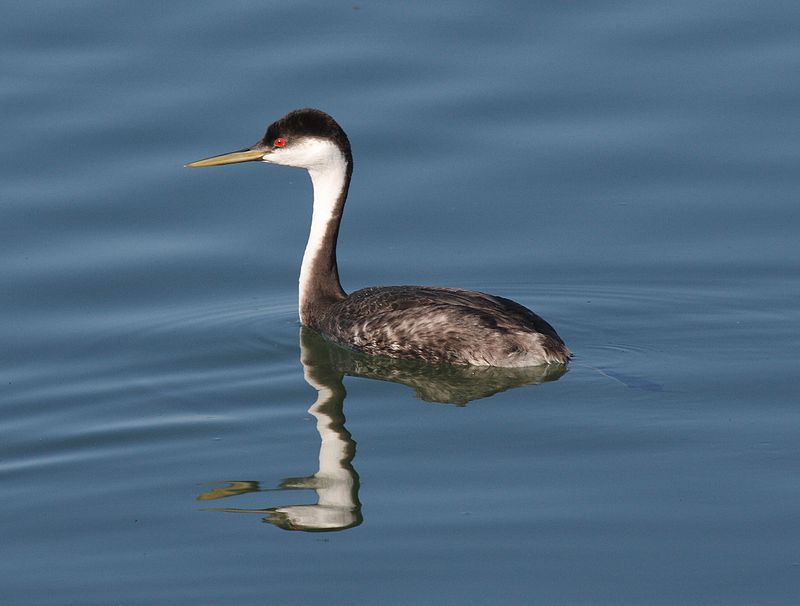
[120,295,299,347]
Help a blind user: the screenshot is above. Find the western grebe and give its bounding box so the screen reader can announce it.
[186,108,570,367]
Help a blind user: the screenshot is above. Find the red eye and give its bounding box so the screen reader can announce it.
[274,137,286,148]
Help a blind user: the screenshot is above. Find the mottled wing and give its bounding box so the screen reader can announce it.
[318,286,569,366]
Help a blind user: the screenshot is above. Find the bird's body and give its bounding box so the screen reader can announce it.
[318,286,568,366]
[187,108,570,367]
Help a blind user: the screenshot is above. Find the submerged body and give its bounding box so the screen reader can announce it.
[187,108,570,367]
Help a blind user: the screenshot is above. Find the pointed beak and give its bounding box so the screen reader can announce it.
[185,148,267,168]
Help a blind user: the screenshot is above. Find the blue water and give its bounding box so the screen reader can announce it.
[2,1,800,604]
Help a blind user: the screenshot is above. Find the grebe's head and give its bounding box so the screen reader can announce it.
[185,108,352,174]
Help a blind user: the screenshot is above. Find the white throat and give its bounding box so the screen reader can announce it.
[294,140,350,319]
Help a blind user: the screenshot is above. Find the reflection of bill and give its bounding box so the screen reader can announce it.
[198,327,566,531]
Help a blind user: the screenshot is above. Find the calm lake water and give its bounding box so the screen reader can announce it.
[2,1,799,604]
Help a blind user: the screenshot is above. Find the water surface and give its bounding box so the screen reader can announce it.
[2,1,799,604]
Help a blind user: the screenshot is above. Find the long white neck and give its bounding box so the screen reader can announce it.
[297,144,350,326]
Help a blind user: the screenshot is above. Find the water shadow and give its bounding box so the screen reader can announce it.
[198,327,566,531]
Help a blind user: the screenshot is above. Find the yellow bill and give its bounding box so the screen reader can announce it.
[185,148,265,168]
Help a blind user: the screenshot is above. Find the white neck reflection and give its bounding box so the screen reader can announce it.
[198,326,566,531]
[198,327,361,532]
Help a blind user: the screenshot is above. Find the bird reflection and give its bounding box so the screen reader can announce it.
[198,327,361,532]
[197,327,566,531]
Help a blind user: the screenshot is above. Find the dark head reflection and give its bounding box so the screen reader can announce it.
[198,327,565,531]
